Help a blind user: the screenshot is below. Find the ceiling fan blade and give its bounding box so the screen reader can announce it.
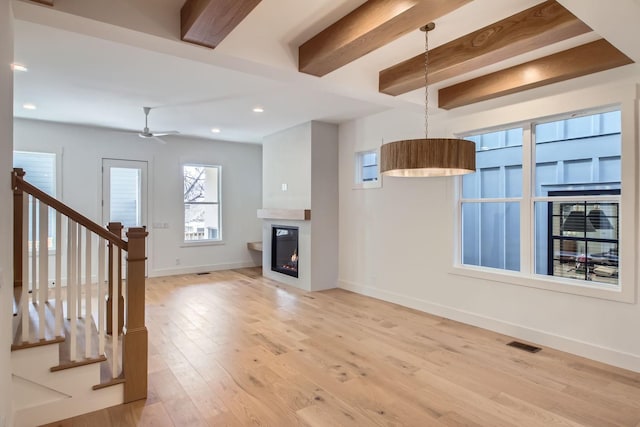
[149,136,167,144]
[151,130,179,137]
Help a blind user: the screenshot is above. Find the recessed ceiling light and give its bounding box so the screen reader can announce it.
[211,128,221,133]
[252,107,264,113]
[23,103,37,110]
[11,63,28,72]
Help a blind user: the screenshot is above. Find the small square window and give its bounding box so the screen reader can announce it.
[354,150,381,189]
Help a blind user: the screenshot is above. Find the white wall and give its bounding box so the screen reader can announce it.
[262,122,311,209]
[338,71,640,372]
[261,121,338,291]
[310,122,339,291]
[14,119,263,277]
[0,1,14,424]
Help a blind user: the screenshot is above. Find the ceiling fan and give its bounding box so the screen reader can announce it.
[138,106,179,143]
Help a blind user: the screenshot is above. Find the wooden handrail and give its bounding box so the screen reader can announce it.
[12,168,128,250]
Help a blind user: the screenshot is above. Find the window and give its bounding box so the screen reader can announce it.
[183,165,221,242]
[354,150,380,188]
[460,128,523,272]
[13,151,57,250]
[109,167,142,228]
[546,191,619,285]
[14,151,56,196]
[459,109,623,291]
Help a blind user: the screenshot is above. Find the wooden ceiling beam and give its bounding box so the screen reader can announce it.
[298,0,472,77]
[379,0,592,96]
[438,39,633,110]
[181,0,261,49]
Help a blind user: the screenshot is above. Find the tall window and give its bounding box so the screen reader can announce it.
[460,109,622,289]
[14,151,57,250]
[460,128,523,271]
[183,165,221,242]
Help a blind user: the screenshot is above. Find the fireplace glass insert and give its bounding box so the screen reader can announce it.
[271,226,299,278]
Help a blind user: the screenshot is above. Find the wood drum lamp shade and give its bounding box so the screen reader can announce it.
[380,22,476,178]
[380,138,476,177]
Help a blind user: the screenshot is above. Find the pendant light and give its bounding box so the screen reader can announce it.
[380,23,476,177]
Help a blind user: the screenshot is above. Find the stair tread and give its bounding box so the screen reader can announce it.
[13,288,124,388]
[51,355,107,372]
[12,295,63,347]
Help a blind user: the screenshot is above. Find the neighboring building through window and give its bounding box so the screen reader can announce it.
[354,150,380,188]
[460,110,621,288]
[183,164,221,242]
[14,151,56,196]
[13,151,57,250]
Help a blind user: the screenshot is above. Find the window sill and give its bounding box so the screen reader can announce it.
[353,180,382,190]
[449,264,633,303]
[180,240,225,248]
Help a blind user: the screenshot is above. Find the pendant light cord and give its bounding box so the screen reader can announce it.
[422,23,434,139]
[425,25,429,139]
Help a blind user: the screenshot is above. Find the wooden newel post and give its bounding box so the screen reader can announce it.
[107,222,124,335]
[13,168,26,289]
[123,226,148,403]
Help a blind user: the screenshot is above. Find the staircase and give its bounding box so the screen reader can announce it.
[10,168,149,426]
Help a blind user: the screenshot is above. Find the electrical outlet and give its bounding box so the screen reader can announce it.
[175,258,181,266]
[281,183,288,191]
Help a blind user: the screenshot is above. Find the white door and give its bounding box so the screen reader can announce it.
[102,159,148,231]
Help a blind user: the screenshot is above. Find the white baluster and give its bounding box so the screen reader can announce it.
[69,220,77,362]
[98,237,106,355]
[31,197,37,306]
[66,217,72,320]
[38,201,48,340]
[111,246,120,378]
[55,211,62,337]
[77,223,82,319]
[85,228,92,358]
[21,195,29,344]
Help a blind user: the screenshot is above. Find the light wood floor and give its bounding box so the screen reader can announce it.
[45,268,640,426]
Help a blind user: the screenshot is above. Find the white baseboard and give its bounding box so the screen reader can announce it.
[338,279,640,373]
[150,261,259,277]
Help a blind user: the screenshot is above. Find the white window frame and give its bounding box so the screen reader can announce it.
[182,164,222,245]
[353,149,381,189]
[450,89,637,304]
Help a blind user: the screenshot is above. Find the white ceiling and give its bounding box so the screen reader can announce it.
[11,0,640,143]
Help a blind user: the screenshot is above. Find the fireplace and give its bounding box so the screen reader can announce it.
[271,226,299,278]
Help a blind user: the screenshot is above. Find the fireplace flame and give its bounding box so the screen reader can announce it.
[291,250,298,263]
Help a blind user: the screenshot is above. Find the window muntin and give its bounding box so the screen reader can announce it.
[183,165,221,242]
[459,109,622,290]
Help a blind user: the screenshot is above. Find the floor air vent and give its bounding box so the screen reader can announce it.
[507,341,542,353]
[196,272,210,275]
